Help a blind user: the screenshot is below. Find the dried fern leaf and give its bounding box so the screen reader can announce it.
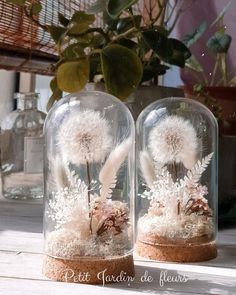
[181,152,213,185]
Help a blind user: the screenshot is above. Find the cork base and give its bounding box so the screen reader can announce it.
[43,254,135,284]
[136,239,217,262]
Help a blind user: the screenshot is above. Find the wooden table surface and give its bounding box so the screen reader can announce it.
[0,196,235,295]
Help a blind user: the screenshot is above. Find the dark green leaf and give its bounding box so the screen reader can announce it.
[117,38,137,49]
[166,38,191,67]
[89,55,102,81]
[47,26,66,43]
[182,22,207,48]
[87,0,107,13]
[6,0,25,6]
[103,11,118,30]
[207,32,232,53]
[116,15,141,33]
[142,29,173,60]
[57,59,89,93]
[153,25,168,37]
[47,78,62,111]
[69,12,95,34]
[31,2,42,15]
[58,13,70,27]
[107,0,138,18]
[101,44,142,99]
[142,64,169,82]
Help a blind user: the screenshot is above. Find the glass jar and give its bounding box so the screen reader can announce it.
[1,92,45,200]
[43,91,135,284]
[136,97,218,262]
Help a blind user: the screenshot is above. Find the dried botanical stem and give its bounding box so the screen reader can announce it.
[86,161,92,233]
[165,0,178,23]
[210,54,220,86]
[111,27,138,42]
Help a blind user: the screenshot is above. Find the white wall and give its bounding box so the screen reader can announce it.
[0,70,16,125]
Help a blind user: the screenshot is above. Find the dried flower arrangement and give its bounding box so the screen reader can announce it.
[136,115,217,262]
[45,109,132,259]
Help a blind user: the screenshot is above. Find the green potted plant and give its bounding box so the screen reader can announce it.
[182,1,236,222]
[7,0,190,115]
[182,1,236,135]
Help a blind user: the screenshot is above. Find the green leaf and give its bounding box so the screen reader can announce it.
[116,15,142,33]
[47,78,62,111]
[166,38,191,67]
[47,26,66,43]
[31,2,42,15]
[58,13,70,27]
[57,59,89,93]
[142,29,173,60]
[107,0,138,18]
[6,0,25,5]
[182,22,207,48]
[101,44,142,99]
[207,32,232,53]
[87,0,107,13]
[69,12,95,34]
[62,44,85,58]
[229,76,236,86]
[185,55,204,72]
[211,0,232,27]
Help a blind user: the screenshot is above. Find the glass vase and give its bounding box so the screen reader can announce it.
[136,97,218,262]
[1,92,45,200]
[43,91,135,284]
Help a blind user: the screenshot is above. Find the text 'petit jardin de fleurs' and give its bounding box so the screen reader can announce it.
[61,269,189,287]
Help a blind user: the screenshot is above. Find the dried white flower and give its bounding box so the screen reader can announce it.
[57,109,112,165]
[149,115,198,169]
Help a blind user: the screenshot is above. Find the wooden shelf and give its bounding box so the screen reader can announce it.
[0,196,235,294]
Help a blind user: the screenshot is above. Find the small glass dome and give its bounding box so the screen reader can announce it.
[43,91,135,284]
[136,97,218,262]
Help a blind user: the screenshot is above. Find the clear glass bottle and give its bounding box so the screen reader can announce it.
[1,92,45,200]
[136,97,218,262]
[43,91,135,284]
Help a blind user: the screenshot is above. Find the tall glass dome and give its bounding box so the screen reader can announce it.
[136,97,218,262]
[43,91,135,284]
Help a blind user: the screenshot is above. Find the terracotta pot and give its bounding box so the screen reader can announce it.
[183,86,236,136]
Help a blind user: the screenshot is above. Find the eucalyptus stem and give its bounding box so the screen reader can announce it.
[86,161,92,234]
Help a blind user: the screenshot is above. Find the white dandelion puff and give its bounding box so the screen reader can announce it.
[57,109,113,165]
[148,115,198,169]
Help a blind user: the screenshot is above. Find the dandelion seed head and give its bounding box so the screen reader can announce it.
[149,115,198,169]
[57,109,112,165]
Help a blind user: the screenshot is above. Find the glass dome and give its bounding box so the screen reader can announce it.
[43,91,135,284]
[136,97,218,262]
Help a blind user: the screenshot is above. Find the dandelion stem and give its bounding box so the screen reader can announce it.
[86,161,92,233]
[172,162,177,182]
[172,162,180,215]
